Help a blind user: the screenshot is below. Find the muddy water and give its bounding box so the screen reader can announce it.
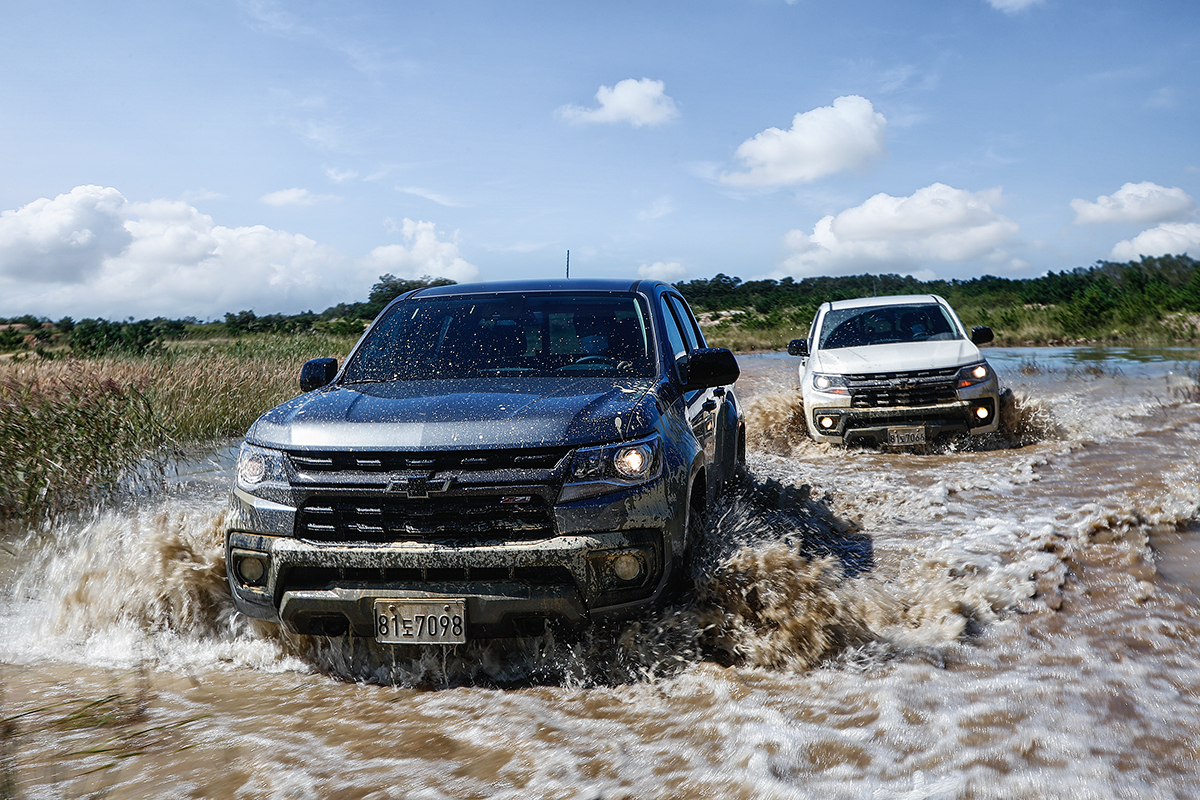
[3,347,1200,799]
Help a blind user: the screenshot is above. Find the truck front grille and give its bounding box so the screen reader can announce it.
[287,447,570,473]
[282,564,575,590]
[296,493,555,543]
[845,367,959,408]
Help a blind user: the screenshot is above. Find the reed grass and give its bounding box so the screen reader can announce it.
[1173,362,1200,404]
[0,334,355,520]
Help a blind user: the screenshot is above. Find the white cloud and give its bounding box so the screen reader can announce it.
[399,187,467,208]
[986,0,1043,12]
[720,96,887,187]
[260,187,338,206]
[781,183,1019,277]
[1110,222,1200,261]
[324,167,359,183]
[559,78,680,128]
[0,185,131,283]
[0,186,476,318]
[361,219,479,284]
[638,261,687,283]
[1070,182,1195,225]
[637,197,674,221]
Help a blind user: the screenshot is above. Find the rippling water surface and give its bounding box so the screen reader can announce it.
[2,346,1200,799]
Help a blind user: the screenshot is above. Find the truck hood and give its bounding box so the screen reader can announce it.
[811,339,983,374]
[246,378,657,451]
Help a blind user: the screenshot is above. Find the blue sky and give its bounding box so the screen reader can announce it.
[1,0,1198,319]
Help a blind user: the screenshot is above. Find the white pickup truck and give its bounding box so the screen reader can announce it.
[788,294,1004,447]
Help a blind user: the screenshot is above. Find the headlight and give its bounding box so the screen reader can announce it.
[561,434,662,502]
[811,373,850,395]
[956,362,992,388]
[236,442,288,491]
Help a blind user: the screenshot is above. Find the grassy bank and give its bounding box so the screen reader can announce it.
[0,334,356,521]
[681,255,1200,349]
[697,304,1200,352]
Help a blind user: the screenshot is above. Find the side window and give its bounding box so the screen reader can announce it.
[667,295,705,349]
[659,297,690,364]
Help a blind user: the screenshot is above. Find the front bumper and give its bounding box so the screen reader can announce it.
[804,381,1002,446]
[226,528,664,638]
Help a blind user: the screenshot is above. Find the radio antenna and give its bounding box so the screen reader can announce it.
[566,250,570,279]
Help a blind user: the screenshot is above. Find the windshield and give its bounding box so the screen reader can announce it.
[817,303,961,350]
[341,293,655,382]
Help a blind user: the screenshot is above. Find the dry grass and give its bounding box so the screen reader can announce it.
[0,334,354,520]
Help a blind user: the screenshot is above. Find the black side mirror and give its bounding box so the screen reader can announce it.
[787,338,809,357]
[971,326,994,346]
[300,358,338,391]
[684,348,740,390]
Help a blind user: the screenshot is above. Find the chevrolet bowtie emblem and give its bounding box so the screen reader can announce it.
[385,476,452,497]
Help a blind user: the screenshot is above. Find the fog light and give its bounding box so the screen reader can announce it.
[612,553,643,582]
[238,556,265,583]
[974,405,991,420]
[819,416,836,430]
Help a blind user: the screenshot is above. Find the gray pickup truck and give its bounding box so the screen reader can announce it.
[227,279,743,643]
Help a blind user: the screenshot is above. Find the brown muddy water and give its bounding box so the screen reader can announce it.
[3,347,1200,799]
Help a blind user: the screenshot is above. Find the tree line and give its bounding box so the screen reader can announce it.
[673,254,1200,342]
[4,255,1200,356]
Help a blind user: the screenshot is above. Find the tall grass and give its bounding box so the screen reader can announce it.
[0,334,355,521]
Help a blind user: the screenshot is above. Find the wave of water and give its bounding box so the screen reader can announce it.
[3,349,1200,798]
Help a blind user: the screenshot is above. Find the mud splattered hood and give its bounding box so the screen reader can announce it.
[246,377,658,451]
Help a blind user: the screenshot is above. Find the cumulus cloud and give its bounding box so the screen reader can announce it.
[361,219,479,284]
[986,0,1043,12]
[0,185,131,283]
[260,187,338,206]
[638,261,687,283]
[781,183,1019,277]
[1071,182,1195,225]
[559,78,679,128]
[720,96,887,188]
[0,186,476,318]
[1110,222,1200,261]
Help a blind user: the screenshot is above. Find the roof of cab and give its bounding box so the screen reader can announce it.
[824,294,946,311]
[410,278,659,297]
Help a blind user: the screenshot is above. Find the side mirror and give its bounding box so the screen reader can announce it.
[970,326,994,346]
[300,358,338,391]
[787,338,809,357]
[684,348,740,390]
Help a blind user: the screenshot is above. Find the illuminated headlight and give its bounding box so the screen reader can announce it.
[956,362,992,388]
[561,434,662,502]
[811,373,849,395]
[614,442,655,480]
[975,405,991,420]
[236,442,288,490]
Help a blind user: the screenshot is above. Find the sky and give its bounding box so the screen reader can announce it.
[1,0,1198,320]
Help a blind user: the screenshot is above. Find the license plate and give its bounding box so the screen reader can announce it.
[374,599,466,645]
[887,426,926,446]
